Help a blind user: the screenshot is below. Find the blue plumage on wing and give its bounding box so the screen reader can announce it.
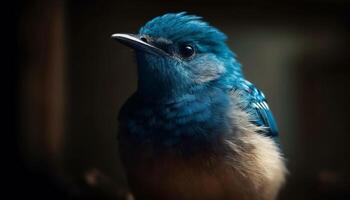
[236,79,279,139]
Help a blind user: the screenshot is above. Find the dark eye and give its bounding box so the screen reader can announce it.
[179,44,195,58]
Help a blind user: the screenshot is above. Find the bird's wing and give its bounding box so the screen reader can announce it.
[235,80,279,139]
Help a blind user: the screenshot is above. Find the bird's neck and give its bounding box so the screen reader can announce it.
[136,75,192,101]
[120,86,232,155]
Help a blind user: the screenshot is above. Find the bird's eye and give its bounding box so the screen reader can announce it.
[179,44,195,58]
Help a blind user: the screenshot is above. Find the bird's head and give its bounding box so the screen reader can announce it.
[112,12,242,100]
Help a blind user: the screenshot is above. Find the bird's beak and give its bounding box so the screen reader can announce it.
[111,33,169,57]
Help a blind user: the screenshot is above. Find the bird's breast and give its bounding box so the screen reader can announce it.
[120,131,286,200]
[121,147,250,200]
[118,89,232,150]
[118,90,286,200]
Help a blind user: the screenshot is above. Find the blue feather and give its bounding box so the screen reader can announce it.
[118,12,279,152]
[114,13,286,200]
[236,79,279,138]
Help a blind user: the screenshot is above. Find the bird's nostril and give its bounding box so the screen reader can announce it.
[140,36,148,43]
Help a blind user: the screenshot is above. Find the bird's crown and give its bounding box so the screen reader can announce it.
[139,12,232,57]
[140,12,226,42]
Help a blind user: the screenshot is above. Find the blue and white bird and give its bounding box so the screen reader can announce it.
[112,12,287,200]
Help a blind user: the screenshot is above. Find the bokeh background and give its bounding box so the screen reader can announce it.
[12,0,350,199]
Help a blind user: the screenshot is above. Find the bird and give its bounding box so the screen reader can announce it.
[111,12,287,200]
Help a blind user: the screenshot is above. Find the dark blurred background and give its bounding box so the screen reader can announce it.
[11,0,350,199]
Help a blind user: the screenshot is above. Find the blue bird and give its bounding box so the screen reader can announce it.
[112,12,287,200]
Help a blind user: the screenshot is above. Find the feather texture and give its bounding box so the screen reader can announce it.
[114,12,287,200]
[118,90,286,200]
[234,79,279,140]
